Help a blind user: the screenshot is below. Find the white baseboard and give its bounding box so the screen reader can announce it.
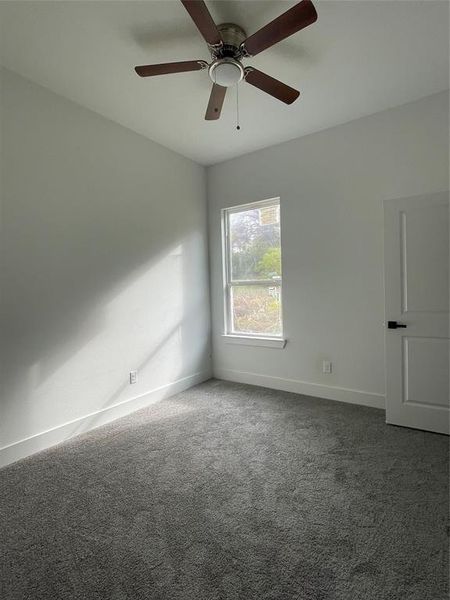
[0,370,211,469]
[214,368,385,410]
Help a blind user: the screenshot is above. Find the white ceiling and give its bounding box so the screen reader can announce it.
[1,1,448,165]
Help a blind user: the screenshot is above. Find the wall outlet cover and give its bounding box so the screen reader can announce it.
[322,361,332,374]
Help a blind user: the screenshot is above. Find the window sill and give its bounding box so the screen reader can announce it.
[222,334,287,349]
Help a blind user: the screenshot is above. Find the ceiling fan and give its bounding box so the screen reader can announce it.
[134,0,318,120]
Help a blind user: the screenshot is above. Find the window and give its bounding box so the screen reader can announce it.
[222,198,283,338]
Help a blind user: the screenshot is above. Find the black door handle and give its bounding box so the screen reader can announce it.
[387,320,407,329]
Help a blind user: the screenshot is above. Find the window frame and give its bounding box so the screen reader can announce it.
[221,197,285,344]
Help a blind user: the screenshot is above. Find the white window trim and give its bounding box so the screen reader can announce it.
[222,334,287,349]
[221,197,286,346]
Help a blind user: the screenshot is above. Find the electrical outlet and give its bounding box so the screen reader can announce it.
[322,360,332,374]
[129,370,138,384]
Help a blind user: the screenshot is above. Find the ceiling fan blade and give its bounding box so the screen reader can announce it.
[135,60,207,77]
[205,84,226,120]
[181,0,223,46]
[242,0,317,57]
[244,68,300,105]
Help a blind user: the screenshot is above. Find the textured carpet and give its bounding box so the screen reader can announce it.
[0,379,448,600]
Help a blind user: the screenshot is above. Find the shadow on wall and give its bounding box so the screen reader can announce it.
[1,231,209,450]
[64,301,205,442]
[0,69,210,450]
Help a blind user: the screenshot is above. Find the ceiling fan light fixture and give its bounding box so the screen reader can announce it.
[208,59,244,87]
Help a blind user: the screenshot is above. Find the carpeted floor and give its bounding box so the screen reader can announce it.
[0,379,448,600]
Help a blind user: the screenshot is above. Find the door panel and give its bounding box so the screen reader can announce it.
[384,192,449,434]
[403,337,449,408]
[402,205,449,313]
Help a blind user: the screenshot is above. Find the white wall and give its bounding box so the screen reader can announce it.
[208,91,449,408]
[0,69,211,466]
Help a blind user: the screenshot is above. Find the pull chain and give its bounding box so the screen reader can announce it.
[236,82,241,131]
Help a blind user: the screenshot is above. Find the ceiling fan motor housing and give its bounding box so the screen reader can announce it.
[214,23,247,59]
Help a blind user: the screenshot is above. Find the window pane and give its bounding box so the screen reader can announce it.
[229,204,281,281]
[231,285,282,336]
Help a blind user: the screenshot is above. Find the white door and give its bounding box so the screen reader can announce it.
[384,192,449,434]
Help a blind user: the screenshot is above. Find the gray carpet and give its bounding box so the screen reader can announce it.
[0,379,448,600]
